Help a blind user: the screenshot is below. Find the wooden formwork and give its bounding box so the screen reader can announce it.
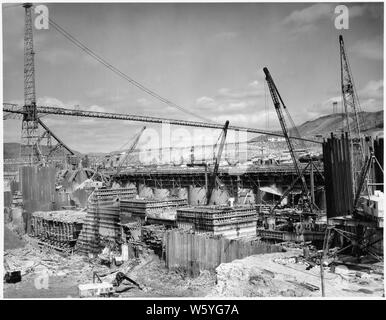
[76,187,137,255]
[165,230,283,273]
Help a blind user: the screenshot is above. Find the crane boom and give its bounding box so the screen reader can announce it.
[115,126,146,175]
[38,118,74,156]
[339,35,367,196]
[339,35,362,140]
[206,120,229,204]
[353,150,373,210]
[263,67,310,206]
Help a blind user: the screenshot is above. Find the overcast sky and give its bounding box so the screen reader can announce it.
[2,2,383,153]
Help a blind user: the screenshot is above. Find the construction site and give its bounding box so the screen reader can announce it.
[2,3,384,299]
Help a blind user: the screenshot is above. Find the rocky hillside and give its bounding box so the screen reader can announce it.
[296,110,383,138]
[250,110,383,143]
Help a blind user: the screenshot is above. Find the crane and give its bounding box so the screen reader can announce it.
[339,35,367,196]
[263,67,313,213]
[206,120,229,205]
[86,126,146,189]
[353,147,384,211]
[115,126,146,176]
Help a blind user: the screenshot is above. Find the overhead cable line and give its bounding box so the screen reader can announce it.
[47,16,215,123]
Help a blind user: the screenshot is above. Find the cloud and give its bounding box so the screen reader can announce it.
[192,79,275,128]
[306,79,383,119]
[37,96,82,109]
[351,36,383,61]
[283,3,334,26]
[282,3,375,35]
[196,96,215,106]
[214,85,264,101]
[86,104,108,113]
[37,96,67,107]
[248,80,259,89]
[358,80,383,111]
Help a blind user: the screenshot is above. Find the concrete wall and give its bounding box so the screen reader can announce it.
[20,166,56,214]
[208,188,230,205]
[138,184,154,198]
[188,187,207,205]
[153,188,170,200]
[170,187,188,200]
[165,230,283,275]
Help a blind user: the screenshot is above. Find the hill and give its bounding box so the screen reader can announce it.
[3,142,82,159]
[296,110,383,138]
[250,110,383,143]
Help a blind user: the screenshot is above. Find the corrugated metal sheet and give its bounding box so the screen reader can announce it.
[323,134,354,218]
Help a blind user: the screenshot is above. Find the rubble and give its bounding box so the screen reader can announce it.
[141,225,167,257]
[208,250,384,297]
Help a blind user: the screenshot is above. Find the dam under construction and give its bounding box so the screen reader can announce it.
[2,3,384,299]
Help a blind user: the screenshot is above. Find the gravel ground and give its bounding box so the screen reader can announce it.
[4,227,383,299]
[208,250,384,298]
[4,229,216,298]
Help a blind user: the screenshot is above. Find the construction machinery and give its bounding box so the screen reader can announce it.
[108,126,146,185]
[115,126,146,175]
[206,120,229,205]
[339,35,368,195]
[263,67,314,213]
[318,36,384,275]
[17,3,76,166]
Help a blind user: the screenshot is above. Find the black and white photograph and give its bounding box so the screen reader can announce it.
[1,1,384,301]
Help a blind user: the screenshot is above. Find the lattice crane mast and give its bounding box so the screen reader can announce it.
[263,67,312,212]
[21,3,39,164]
[339,35,367,196]
[206,120,229,205]
[339,35,363,141]
[17,3,75,166]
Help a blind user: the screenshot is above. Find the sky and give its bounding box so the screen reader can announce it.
[2,2,384,153]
